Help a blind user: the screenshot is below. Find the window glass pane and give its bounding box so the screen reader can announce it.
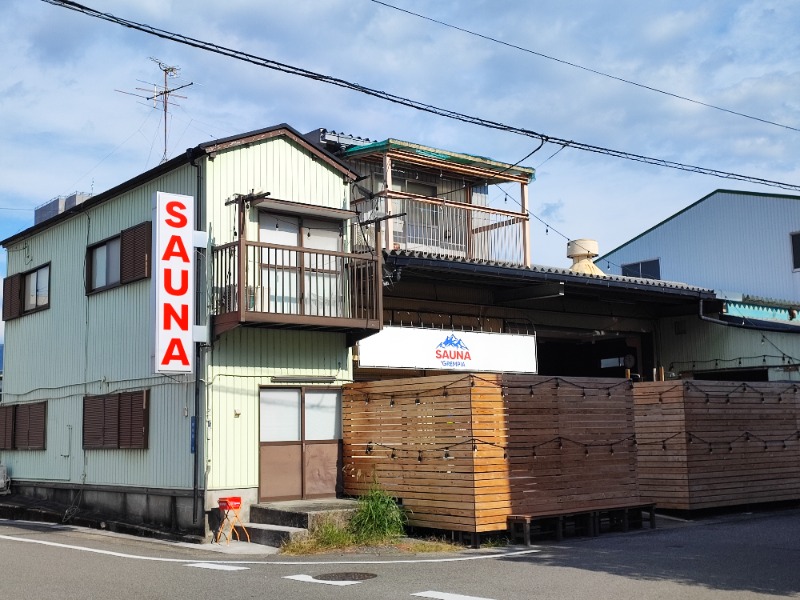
[792,233,800,270]
[640,259,660,280]
[260,213,299,266]
[24,271,37,311]
[36,266,49,307]
[106,237,121,285]
[304,390,341,441]
[304,219,340,252]
[92,244,107,289]
[259,389,301,442]
[265,267,299,314]
[305,272,342,317]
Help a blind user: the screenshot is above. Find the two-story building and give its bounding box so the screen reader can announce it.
[0,124,382,534]
[1,123,726,537]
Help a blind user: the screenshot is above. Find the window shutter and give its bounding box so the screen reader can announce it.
[84,395,119,449]
[2,274,22,321]
[14,404,30,449]
[119,390,149,449]
[0,406,15,450]
[120,221,152,284]
[27,402,47,450]
[104,395,120,448]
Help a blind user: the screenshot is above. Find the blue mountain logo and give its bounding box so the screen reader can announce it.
[437,334,469,350]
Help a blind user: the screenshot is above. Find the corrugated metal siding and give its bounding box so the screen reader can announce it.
[205,137,350,246]
[659,316,800,382]
[1,165,198,488]
[206,328,351,490]
[602,192,800,301]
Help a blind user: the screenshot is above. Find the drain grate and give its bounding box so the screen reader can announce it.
[313,572,377,582]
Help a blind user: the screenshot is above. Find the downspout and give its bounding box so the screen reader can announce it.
[698,297,745,328]
[189,149,204,525]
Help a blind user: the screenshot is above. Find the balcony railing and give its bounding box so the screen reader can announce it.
[211,241,382,340]
[352,193,528,266]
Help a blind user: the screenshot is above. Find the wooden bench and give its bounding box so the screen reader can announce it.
[508,504,656,546]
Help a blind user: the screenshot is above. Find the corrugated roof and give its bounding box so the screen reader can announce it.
[386,249,713,296]
[343,138,535,182]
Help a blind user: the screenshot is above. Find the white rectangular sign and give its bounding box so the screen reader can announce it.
[358,327,537,373]
[152,192,195,374]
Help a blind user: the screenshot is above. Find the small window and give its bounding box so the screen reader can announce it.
[791,233,800,270]
[83,391,149,450]
[0,402,46,450]
[3,264,50,321]
[90,237,121,290]
[86,221,151,294]
[622,259,661,280]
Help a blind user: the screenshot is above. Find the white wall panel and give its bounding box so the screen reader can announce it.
[205,328,350,490]
[601,191,800,301]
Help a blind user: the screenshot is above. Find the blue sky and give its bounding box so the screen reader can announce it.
[2,0,800,342]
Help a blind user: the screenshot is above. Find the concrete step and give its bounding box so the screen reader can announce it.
[226,523,308,548]
[250,499,357,530]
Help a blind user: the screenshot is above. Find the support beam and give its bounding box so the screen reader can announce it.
[521,182,531,267]
[494,281,565,305]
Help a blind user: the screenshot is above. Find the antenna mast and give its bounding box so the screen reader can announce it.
[116,58,193,163]
[148,58,193,163]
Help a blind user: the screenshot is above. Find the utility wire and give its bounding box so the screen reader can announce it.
[369,0,800,135]
[42,0,800,192]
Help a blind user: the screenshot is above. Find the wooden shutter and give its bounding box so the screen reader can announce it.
[120,221,152,284]
[27,402,47,450]
[83,395,119,449]
[14,404,30,449]
[119,390,149,449]
[0,405,15,450]
[2,274,22,321]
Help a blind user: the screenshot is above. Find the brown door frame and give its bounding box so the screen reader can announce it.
[258,385,342,501]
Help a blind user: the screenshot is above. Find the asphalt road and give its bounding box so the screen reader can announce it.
[2,508,799,600]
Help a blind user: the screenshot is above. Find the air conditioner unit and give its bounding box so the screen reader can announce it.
[0,465,10,495]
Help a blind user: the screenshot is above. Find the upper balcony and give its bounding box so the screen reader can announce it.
[211,239,382,344]
[342,139,535,267]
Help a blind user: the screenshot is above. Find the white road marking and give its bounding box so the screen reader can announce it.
[0,524,540,565]
[186,563,249,571]
[412,592,497,600]
[284,574,361,586]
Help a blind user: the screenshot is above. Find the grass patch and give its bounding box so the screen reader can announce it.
[280,516,355,555]
[348,483,407,543]
[281,481,458,555]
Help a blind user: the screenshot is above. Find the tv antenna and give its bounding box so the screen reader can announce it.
[116,57,193,163]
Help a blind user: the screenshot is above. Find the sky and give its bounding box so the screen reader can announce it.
[1,0,800,343]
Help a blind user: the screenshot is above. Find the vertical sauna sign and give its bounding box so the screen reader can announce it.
[152,192,195,374]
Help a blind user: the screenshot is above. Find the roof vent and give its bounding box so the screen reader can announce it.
[567,238,605,276]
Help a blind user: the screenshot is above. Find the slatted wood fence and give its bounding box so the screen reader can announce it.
[343,373,642,533]
[633,381,800,510]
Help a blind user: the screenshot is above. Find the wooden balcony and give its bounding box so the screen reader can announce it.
[211,241,382,343]
[352,192,529,266]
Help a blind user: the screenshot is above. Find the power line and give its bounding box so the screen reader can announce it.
[42,0,800,192]
[369,0,800,135]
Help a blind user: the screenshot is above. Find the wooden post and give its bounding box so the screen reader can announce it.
[237,198,247,319]
[383,153,394,251]
[520,182,531,267]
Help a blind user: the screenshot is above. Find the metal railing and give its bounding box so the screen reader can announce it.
[352,193,527,265]
[211,241,380,324]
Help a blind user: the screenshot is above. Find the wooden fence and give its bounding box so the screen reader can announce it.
[343,373,642,533]
[634,381,800,510]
